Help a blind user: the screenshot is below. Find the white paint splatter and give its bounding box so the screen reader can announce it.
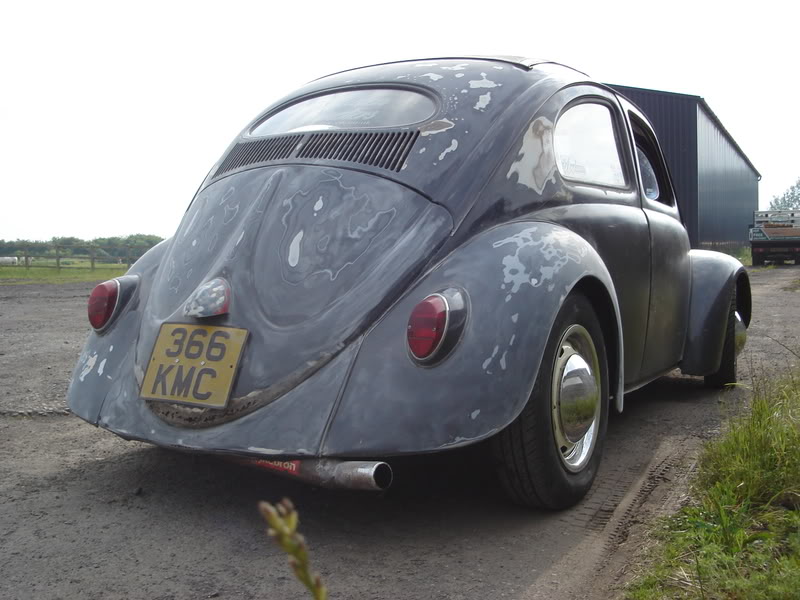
[438,139,458,161]
[98,359,107,376]
[79,354,97,382]
[511,313,518,323]
[314,197,324,211]
[419,147,426,154]
[460,89,468,94]
[288,230,303,267]
[441,63,468,71]
[414,62,438,67]
[470,409,481,420]
[455,73,465,78]
[493,66,504,70]
[191,239,197,247]
[510,334,516,346]
[469,73,499,89]
[109,345,114,352]
[500,352,507,371]
[421,72,443,81]
[474,92,492,111]
[482,345,500,370]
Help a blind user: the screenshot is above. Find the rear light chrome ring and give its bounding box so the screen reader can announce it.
[89,275,139,334]
[407,287,468,366]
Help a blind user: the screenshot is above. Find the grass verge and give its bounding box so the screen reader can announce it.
[627,375,800,599]
[0,266,127,284]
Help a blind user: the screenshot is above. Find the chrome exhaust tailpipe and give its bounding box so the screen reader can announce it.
[240,457,393,491]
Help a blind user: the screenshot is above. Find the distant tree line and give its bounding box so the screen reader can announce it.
[0,234,164,258]
[769,177,800,211]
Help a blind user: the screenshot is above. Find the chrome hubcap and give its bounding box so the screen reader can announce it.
[551,324,601,472]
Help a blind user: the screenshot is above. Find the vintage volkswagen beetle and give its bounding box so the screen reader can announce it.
[69,57,751,509]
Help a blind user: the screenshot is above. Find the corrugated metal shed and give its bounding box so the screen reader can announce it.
[608,84,760,247]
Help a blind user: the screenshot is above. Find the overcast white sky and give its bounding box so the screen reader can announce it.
[1,0,796,241]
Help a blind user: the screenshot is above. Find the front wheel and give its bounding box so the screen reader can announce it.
[492,293,609,509]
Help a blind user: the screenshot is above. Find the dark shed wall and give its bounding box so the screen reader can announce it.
[696,105,759,244]
[609,85,699,245]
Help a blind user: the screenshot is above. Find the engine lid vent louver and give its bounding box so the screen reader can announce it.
[297,130,419,172]
[212,135,303,179]
[210,130,420,181]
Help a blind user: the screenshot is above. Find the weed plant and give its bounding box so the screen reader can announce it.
[628,374,800,599]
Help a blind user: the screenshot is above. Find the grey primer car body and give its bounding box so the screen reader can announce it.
[69,57,751,508]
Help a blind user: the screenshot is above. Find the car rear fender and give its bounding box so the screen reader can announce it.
[68,239,171,424]
[321,221,624,456]
[681,250,751,376]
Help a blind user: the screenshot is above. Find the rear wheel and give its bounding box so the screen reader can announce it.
[704,290,737,388]
[492,294,609,509]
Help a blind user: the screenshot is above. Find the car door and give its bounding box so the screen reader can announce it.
[533,86,653,385]
[619,98,691,379]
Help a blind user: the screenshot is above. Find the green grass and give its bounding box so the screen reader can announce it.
[0,266,128,284]
[627,375,800,599]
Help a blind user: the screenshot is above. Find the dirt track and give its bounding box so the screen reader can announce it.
[1,267,798,600]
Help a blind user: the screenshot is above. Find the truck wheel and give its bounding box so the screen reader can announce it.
[492,294,608,509]
[704,290,737,388]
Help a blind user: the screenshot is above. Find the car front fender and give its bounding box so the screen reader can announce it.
[321,221,624,456]
[681,250,751,376]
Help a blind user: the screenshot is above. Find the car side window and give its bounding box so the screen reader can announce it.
[636,147,660,201]
[554,103,626,188]
[630,113,674,207]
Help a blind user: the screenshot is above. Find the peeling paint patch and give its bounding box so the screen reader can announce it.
[511,313,518,323]
[470,409,481,420]
[438,139,458,161]
[288,230,303,267]
[506,117,556,194]
[493,227,589,299]
[474,92,491,111]
[500,351,508,370]
[441,63,469,71]
[421,72,443,81]
[419,119,455,137]
[469,73,499,89]
[79,354,98,382]
[98,358,107,376]
[455,73,465,78]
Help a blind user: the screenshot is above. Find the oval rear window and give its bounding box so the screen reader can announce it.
[250,88,436,136]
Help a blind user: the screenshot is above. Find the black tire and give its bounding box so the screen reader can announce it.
[704,290,737,388]
[492,293,609,510]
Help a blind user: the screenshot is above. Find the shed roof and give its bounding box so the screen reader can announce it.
[609,84,760,179]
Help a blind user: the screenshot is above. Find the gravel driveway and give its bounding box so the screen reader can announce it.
[1,266,798,600]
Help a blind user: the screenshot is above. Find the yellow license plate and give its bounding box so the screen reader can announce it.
[140,324,248,408]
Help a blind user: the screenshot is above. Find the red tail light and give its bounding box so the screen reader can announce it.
[407,294,449,360]
[88,280,119,330]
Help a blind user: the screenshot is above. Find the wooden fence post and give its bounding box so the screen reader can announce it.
[25,248,30,269]
[90,246,96,271]
[126,245,131,269]
[56,245,61,271]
